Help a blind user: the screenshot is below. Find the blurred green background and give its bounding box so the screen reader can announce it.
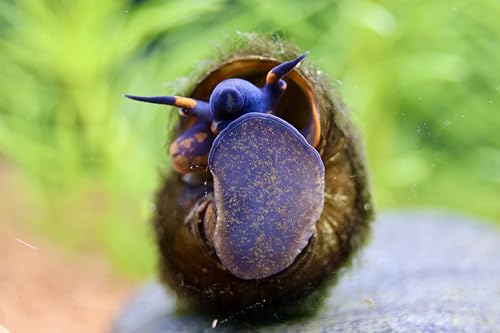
[0,0,498,279]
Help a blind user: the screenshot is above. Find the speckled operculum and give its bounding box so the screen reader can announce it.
[208,113,325,280]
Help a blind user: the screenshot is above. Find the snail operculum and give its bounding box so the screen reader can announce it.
[209,112,324,279]
[126,53,325,279]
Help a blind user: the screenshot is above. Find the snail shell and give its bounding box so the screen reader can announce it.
[129,34,373,315]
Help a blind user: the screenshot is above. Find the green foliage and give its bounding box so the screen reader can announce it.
[0,0,498,277]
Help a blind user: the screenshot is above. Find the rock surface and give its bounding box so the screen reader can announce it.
[112,211,500,332]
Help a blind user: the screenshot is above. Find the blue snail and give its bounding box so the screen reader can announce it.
[125,35,373,315]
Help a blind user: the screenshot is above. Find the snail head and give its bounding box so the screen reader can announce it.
[124,52,308,133]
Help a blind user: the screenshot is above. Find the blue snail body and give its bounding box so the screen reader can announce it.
[125,53,323,280]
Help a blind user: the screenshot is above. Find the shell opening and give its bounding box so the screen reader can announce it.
[187,57,320,148]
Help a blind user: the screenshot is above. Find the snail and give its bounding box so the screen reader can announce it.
[126,34,373,316]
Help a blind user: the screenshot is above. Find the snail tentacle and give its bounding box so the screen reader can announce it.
[124,94,212,121]
[262,52,308,113]
[264,52,309,85]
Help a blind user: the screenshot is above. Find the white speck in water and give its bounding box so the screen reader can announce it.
[212,319,218,328]
[316,70,323,75]
[15,238,38,250]
[336,79,343,86]
[362,297,375,308]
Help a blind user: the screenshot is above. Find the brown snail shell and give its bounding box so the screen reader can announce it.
[151,34,374,315]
